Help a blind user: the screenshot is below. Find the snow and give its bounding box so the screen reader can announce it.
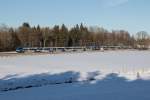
[1,73,150,100]
[0,50,150,100]
[0,50,150,76]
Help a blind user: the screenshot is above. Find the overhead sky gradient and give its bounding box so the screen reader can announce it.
[0,0,150,34]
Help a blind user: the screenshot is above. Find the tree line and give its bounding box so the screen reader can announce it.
[0,23,149,51]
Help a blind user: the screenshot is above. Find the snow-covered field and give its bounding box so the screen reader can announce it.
[0,50,150,100]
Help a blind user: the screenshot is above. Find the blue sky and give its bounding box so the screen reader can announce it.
[0,0,150,34]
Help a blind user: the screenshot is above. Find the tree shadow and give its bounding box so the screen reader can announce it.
[0,71,150,100]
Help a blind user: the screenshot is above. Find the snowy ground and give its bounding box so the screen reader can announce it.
[0,50,150,100]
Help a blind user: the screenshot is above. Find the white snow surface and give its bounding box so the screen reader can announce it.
[0,50,150,100]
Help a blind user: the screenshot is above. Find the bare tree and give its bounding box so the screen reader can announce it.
[136,31,149,49]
